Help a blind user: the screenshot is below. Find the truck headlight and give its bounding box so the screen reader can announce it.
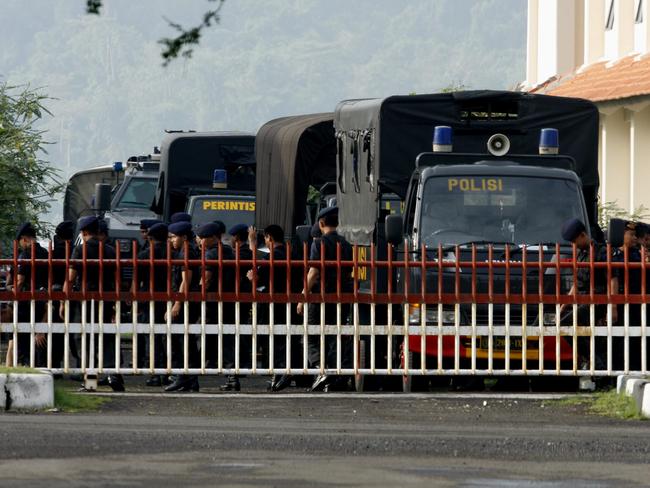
[409,304,456,324]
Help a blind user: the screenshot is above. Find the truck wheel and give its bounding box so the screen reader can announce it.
[354,339,366,392]
[402,352,428,393]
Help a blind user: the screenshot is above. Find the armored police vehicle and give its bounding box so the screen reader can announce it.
[152,131,256,230]
[334,90,600,390]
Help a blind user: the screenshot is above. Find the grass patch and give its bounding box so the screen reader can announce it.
[549,389,645,420]
[0,366,43,374]
[590,389,644,420]
[54,386,109,413]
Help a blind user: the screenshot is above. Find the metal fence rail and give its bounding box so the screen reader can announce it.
[0,240,648,378]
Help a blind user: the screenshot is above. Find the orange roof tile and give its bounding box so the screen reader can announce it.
[530,53,650,102]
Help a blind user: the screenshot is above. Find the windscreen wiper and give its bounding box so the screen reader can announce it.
[441,240,515,253]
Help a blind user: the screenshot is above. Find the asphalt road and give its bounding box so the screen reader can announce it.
[0,378,649,487]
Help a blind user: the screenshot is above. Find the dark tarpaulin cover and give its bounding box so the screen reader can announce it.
[152,132,255,221]
[63,165,116,222]
[254,114,335,234]
[334,90,600,244]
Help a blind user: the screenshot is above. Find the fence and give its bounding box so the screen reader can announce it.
[0,240,648,382]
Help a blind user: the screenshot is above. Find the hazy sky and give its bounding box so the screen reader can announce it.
[0,0,526,217]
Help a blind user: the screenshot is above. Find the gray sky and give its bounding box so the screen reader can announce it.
[0,0,526,217]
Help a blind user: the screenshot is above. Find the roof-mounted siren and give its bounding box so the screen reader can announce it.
[112,161,124,173]
[432,126,453,152]
[539,128,559,155]
[487,133,510,156]
[213,169,227,189]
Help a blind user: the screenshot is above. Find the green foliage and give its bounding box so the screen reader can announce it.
[440,81,468,93]
[86,0,226,66]
[598,200,650,229]
[0,83,62,254]
[590,389,644,420]
[54,385,109,412]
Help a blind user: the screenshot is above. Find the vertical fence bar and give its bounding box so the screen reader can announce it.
[505,245,511,374]
[521,245,528,375]
[487,245,493,375]
[437,244,443,374]
[538,245,544,375]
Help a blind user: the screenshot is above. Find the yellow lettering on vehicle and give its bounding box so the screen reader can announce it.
[356,246,367,281]
[201,200,256,211]
[448,178,504,192]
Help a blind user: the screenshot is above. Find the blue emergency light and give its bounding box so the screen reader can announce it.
[213,169,227,189]
[432,126,453,153]
[113,161,124,173]
[539,128,559,155]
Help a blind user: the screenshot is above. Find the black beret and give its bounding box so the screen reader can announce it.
[78,215,99,233]
[16,222,36,240]
[310,222,322,239]
[55,221,75,240]
[140,219,161,230]
[212,220,226,236]
[317,206,338,220]
[170,212,192,224]
[147,223,168,241]
[98,219,109,235]
[168,221,193,237]
[561,218,586,242]
[229,223,248,237]
[196,222,221,238]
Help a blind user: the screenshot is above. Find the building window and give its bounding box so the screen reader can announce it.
[606,0,615,30]
[636,0,644,23]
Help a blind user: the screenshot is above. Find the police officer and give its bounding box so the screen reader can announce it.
[196,222,238,390]
[297,207,354,392]
[59,216,123,391]
[133,223,169,387]
[51,220,77,369]
[164,220,201,392]
[139,219,162,252]
[7,223,49,367]
[613,221,643,371]
[560,218,618,371]
[246,224,290,391]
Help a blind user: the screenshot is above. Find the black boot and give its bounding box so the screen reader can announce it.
[219,375,241,391]
[269,374,293,392]
[165,375,199,392]
[108,374,125,392]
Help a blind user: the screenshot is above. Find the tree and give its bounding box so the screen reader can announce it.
[0,83,62,254]
[86,0,225,66]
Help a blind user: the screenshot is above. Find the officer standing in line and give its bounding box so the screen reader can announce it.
[226,223,254,388]
[139,219,162,253]
[246,224,290,391]
[59,216,123,391]
[164,220,201,392]
[133,223,170,387]
[195,222,238,390]
[560,218,619,371]
[51,220,77,369]
[5,223,49,367]
[613,221,643,371]
[297,207,354,392]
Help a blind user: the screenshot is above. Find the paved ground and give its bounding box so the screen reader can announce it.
[0,376,649,487]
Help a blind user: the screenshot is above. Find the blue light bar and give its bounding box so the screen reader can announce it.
[213,169,227,189]
[539,128,559,155]
[113,161,124,173]
[432,126,453,152]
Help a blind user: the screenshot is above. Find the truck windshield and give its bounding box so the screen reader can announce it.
[419,176,586,247]
[189,197,255,230]
[115,177,157,209]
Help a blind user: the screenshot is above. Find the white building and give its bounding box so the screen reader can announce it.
[523,0,650,214]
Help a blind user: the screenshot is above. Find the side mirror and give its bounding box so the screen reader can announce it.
[295,225,311,244]
[385,214,403,246]
[607,218,626,248]
[94,183,112,212]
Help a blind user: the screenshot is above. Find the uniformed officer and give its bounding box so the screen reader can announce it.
[51,220,77,368]
[133,223,169,386]
[247,225,290,391]
[7,223,49,367]
[164,220,200,392]
[59,215,123,391]
[613,221,644,371]
[297,207,354,392]
[195,222,237,387]
[139,219,162,252]
[560,218,618,370]
[170,212,192,224]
